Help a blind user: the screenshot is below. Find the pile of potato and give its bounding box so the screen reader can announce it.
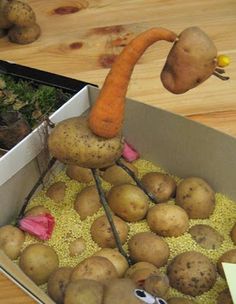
[0,0,40,44]
[0,159,236,304]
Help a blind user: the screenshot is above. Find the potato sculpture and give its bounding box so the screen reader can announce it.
[19,243,59,285]
[0,225,25,260]
[69,238,86,257]
[141,172,176,202]
[70,256,118,282]
[66,164,93,183]
[90,214,128,248]
[107,184,149,222]
[64,279,104,304]
[144,274,169,298]
[176,177,215,219]
[128,232,170,267]
[217,249,236,277]
[125,262,159,279]
[161,27,217,94]
[167,251,217,296]
[147,203,189,237]
[47,267,73,304]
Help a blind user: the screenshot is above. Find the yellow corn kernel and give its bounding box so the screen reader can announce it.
[217,55,230,67]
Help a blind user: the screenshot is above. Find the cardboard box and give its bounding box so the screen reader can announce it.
[1,85,236,303]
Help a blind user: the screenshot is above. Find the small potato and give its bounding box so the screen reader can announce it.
[141,172,176,202]
[102,161,138,185]
[70,256,118,283]
[4,0,36,27]
[144,274,169,298]
[128,232,170,268]
[64,279,104,304]
[161,26,217,94]
[47,267,73,304]
[90,214,128,248]
[19,243,59,285]
[46,181,66,203]
[8,23,41,44]
[0,225,25,260]
[217,288,233,304]
[74,186,101,220]
[69,238,86,257]
[217,249,236,277]
[167,251,217,296]
[93,248,129,277]
[147,203,189,237]
[129,268,160,288]
[0,0,13,29]
[189,224,224,249]
[66,164,93,183]
[107,184,149,222]
[230,223,236,244]
[176,177,215,219]
[25,205,50,216]
[168,298,197,304]
[125,262,159,279]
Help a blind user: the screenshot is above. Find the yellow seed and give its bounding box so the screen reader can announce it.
[217,55,230,67]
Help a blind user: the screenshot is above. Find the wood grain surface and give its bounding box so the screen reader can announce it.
[0,0,236,303]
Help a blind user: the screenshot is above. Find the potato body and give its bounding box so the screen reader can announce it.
[102,161,138,185]
[217,249,236,277]
[74,186,101,220]
[25,205,50,216]
[107,184,148,222]
[176,177,215,219]
[189,224,223,249]
[103,278,143,304]
[69,238,86,257]
[4,0,36,26]
[93,248,129,277]
[144,274,169,298]
[48,117,124,168]
[46,181,66,203]
[8,23,41,44]
[167,251,217,296]
[19,243,59,285]
[147,203,189,237]
[141,172,176,202]
[161,26,217,94]
[90,214,128,248]
[125,262,159,279]
[0,0,13,29]
[70,256,118,283]
[66,164,93,183]
[64,279,104,304]
[128,232,169,267]
[0,225,25,260]
[47,267,73,304]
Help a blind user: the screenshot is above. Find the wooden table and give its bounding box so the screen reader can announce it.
[0,0,236,302]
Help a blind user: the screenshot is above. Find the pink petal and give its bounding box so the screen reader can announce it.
[122,141,140,162]
[19,213,55,240]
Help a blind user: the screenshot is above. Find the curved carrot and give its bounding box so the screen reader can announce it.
[88,27,177,138]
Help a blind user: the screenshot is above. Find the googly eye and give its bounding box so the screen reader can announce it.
[134,289,156,304]
[156,298,168,304]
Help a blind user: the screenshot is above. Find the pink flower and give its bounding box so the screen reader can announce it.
[122,141,140,162]
[19,213,55,240]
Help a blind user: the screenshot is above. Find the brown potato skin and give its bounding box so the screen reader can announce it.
[102,161,138,185]
[47,267,73,304]
[217,249,236,277]
[25,205,50,216]
[141,172,176,202]
[128,232,170,267]
[167,251,217,296]
[66,164,93,183]
[144,274,169,298]
[176,177,215,219]
[46,181,66,203]
[161,26,217,94]
[0,225,25,260]
[64,279,104,304]
[189,224,224,249]
[147,203,189,237]
[8,23,41,44]
[48,117,124,169]
[70,256,118,283]
[19,244,59,285]
[90,215,128,248]
[0,0,13,29]
[125,262,159,279]
[74,186,101,220]
[230,223,236,244]
[107,184,149,222]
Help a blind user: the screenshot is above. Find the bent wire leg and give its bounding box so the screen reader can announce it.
[116,158,160,204]
[91,168,133,266]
